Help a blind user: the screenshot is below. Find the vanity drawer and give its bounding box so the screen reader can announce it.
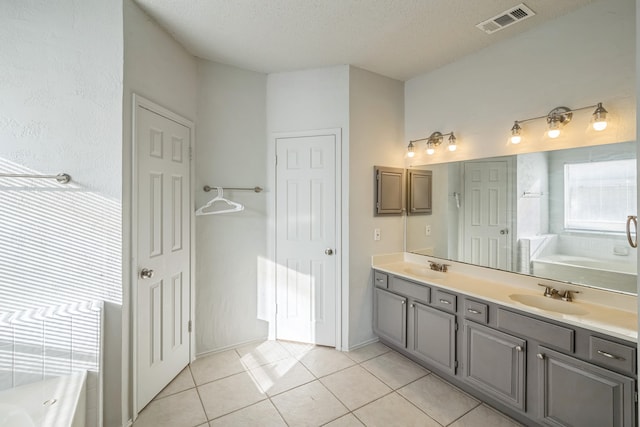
[589,336,636,375]
[390,277,430,304]
[374,271,388,289]
[433,290,457,313]
[464,299,488,324]
[497,308,574,352]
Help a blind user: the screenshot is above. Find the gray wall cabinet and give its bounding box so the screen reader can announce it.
[374,166,405,215]
[372,269,638,427]
[407,169,432,215]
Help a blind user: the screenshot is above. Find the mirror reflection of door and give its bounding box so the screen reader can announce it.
[462,159,514,270]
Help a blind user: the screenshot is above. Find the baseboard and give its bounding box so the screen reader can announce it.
[344,336,379,352]
[194,336,268,359]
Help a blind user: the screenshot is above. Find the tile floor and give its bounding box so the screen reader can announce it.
[133,341,523,427]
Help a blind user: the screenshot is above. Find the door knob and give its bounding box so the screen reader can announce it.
[500,229,509,235]
[140,268,154,279]
[325,248,334,255]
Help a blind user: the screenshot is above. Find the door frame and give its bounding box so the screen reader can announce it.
[267,128,344,350]
[130,94,196,417]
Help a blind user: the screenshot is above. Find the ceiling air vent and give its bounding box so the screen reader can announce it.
[476,3,535,34]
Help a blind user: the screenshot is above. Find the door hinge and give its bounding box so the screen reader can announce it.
[376,171,380,180]
[454,360,459,368]
[275,304,278,314]
[188,320,192,333]
[189,146,193,161]
[635,391,638,402]
[275,155,278,165]
[454,323,459,331]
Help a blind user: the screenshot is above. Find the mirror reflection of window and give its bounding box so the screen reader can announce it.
[564,159,637,233]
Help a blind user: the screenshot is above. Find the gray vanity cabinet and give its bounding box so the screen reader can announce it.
[408,301,456,375]
[463,321,527,411]
[372,269,638,427]
[537,346,636,427]
[373,287,407,348]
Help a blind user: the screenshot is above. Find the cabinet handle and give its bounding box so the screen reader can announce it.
[401,300,406,305]
[410,303,415,308]
[597,350,626,361]
[537,353,545,360]
[467,309,481,314]
[439,299,451,305]
[375,278,384,282]
[515,346,523,352]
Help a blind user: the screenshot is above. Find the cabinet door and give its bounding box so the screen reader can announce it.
[537,346,636,427]
[407,169,432,214]
[408,301,456,375]
[463,321,526,410]
[374,288,407,348]
[375,166,405,215]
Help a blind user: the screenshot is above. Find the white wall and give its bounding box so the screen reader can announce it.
[267,66,350,134]
[123,1,198,423]
[406,0,635,166]
[348,67,405,348]
[0,1,123,426]
[195,61,268,354]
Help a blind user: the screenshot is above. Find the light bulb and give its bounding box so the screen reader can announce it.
[407,142,415,157]
[426,146,435,155]
[592,102,608,131]
[510,122,522,144]
[448,133,457,151]
[547,117,561,138]
[593,120,607,131]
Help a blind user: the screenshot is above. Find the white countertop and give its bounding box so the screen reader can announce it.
[372,253,638,343]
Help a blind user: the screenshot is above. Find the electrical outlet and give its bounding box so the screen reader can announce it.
[374,228,381,241]
[425,225,431,236]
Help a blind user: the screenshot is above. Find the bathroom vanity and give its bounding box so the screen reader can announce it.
[372,253,638,427]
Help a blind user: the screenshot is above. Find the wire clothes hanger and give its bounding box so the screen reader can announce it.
[195,187,244,216]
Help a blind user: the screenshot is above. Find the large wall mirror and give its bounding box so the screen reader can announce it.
[406,141,637,295]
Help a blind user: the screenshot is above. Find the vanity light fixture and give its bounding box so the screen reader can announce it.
[407,131,457,156]
[509,102,608,144]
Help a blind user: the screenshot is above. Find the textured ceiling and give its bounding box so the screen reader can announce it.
[134,0,596,81]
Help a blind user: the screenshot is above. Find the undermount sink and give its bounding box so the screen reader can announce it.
[509,294,589,315]
[403,267,442,278]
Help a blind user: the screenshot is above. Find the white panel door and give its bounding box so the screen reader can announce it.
[463,160,510,270]
[136,104,191,411]
[276,134,337,346]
